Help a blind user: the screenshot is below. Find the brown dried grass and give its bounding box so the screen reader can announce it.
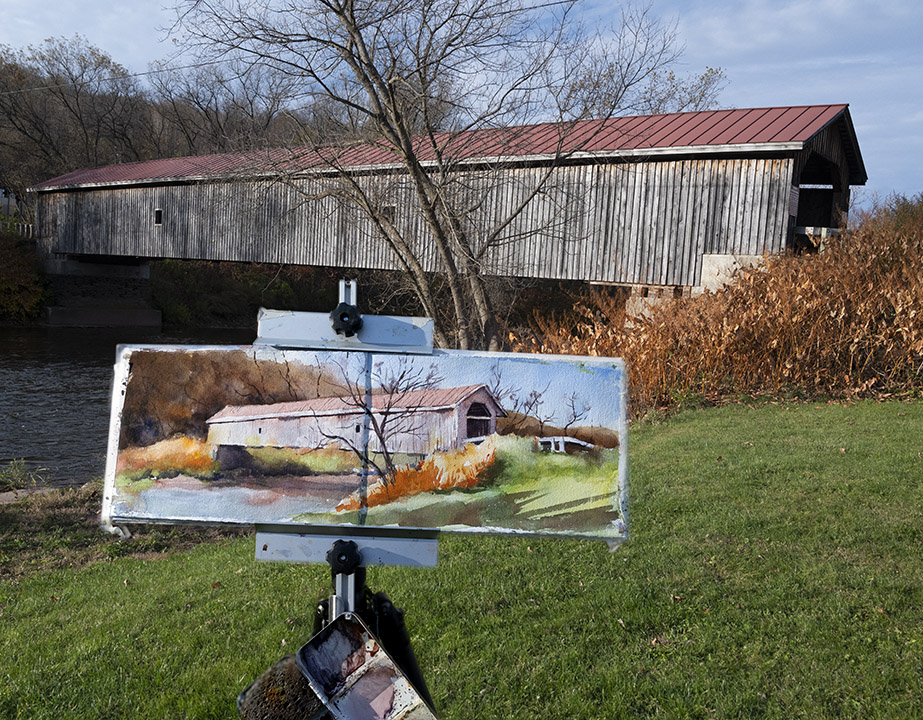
[512,193,923,416]
[336,439,496,511]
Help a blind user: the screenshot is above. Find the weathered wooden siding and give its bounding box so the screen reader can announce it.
[36,155,795,288]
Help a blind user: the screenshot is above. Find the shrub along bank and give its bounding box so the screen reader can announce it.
[516,192,923,417]
[150,259,593,332]
[150,260,344,327]
[0,232,49,321]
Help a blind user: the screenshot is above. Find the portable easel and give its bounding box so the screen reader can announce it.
[243,280,439,718]
[100,279,629,720]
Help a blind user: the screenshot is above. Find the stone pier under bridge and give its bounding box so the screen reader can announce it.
[43,255,161,327]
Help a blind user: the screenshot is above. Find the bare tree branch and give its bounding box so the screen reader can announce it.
[165,0,721,350]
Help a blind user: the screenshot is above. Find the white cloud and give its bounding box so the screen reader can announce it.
[655,0,922,196]
[671,0,920,61]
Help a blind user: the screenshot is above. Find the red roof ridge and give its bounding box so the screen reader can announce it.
[32,104,854,190]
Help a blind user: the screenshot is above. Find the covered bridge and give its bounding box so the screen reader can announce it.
[206,384,506,457]
[31,104,866,295]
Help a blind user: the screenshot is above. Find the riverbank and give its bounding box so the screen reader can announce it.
[0,482,246,581]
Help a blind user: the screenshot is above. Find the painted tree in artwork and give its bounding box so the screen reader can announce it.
[313,355,444,488]
[486,360,556,435]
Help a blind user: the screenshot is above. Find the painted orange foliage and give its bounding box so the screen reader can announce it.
[117,437,217,475]
[336,439,496,511]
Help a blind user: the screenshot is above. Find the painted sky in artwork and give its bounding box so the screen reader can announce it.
[376,350,626,430]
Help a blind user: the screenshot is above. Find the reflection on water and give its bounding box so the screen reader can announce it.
[0,326,254,487]
[115,483,340,525]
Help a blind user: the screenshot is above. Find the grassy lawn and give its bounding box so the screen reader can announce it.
[1,400,921,719]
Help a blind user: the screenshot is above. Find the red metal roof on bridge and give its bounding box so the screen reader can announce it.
[33,104,856,190]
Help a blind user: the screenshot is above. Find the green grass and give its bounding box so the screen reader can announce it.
[0,459,46,492]
[1,400,921,718]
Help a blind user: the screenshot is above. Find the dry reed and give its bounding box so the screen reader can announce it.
[512,193,923,416]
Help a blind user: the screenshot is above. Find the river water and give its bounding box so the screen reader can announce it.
[0,326,254,487]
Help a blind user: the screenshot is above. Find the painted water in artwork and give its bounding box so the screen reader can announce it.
[102,345,627,540]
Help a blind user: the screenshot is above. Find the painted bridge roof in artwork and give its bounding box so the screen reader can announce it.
[32,104,866,190]
[206,384,506,424]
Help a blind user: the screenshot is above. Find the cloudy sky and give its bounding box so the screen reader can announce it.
[653,0,922,203]
[1,0,919,201]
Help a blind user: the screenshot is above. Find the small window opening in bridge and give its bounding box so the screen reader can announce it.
[355,424,361,433]
[154,208,163,226]
[466,402,491,438]
[258,427,262,434]
[380,206,396,224]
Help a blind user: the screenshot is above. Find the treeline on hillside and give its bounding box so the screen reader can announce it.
[0,36,331,209]
[513,193,923,416]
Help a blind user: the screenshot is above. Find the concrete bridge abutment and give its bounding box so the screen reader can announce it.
[42,255,162,327]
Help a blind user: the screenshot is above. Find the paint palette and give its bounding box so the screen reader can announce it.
[101,345,628,542]
[297,613,436,720]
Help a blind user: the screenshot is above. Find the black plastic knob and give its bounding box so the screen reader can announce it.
[330,302,363,337]
[326,539,361,574]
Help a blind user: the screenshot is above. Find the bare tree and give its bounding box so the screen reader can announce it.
[0,36,153,202]
[636,66,726,115]
[562,391,590,432]
[0,37,310,205]
[148,59,303,155]
[166,1,722,349]
[487,360,556,435]
[313,356,444,489]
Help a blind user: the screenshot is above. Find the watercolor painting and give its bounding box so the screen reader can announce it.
[102,345,628,541]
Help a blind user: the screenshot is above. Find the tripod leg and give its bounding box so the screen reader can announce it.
[365,591,435,711]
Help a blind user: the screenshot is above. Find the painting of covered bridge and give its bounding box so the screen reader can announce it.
[103,345,628,541]
[205,384,506,457]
